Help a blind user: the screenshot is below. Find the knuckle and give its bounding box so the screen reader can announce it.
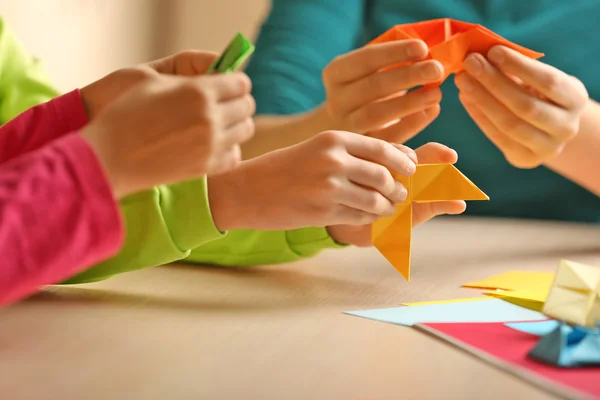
[541,71,562,94]
[517,99,541,121]
[505,154,541,169]
[372,166,391,188]
[365,193,381,211]
[321,176,342,194]
[498,115,523,136]
[317,130,344,148]
[558,121,579,140]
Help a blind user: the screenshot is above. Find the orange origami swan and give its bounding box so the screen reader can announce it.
[372,164,489,281]
[369,18,544,87]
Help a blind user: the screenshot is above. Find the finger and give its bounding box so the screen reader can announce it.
[345,157,408,203]
[221,117,255,147]
[369,105,440,143]
[412,201,466,227]
[324,39,429,84]
[487,46,588,110]
[391,144,418,165]
[459,94,541,168]
[414,142,458,164]
[342,60,444,109]
[462,54,572,136]
[338,182,398,216]
[220,94,256,126]
[348,87,442,131]
[333,205,382,226]
[343,135,417,176]
[148,51,219,75]
[455,74,563,156]
[200,73,252,102]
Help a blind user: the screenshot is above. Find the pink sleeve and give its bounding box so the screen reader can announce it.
[0,133,123,306]
[0,89,89,163]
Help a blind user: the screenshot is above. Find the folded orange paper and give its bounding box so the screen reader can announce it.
[372,164,489,281]
[369,18,544,87]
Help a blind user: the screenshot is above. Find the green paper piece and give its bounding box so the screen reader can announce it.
[207,33,255,73]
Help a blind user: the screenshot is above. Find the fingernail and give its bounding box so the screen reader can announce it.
[405,160,416,175]
[422,62,443,81]
[464,54,483,77]
[488,46,505,65]
[455,74,473,92]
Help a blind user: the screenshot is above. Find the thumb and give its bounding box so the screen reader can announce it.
[414,142,458,164]
[147,51,219,76]
[412,200,466,227]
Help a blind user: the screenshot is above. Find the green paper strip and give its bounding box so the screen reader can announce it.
[207,32,255,73]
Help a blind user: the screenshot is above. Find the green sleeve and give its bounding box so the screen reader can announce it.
[185,227,346,267]
[63,178,226,283]
[0,18,60,123]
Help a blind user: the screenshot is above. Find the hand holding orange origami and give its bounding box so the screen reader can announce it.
[456,46,589,169]
[327,142,467,247]
[321,38,445,144]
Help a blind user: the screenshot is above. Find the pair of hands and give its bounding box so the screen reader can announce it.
[80,51,256,198]
[321,39,589,169]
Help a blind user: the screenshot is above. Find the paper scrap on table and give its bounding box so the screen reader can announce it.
[484,288,548,311]
[345,298,546,327]
[462,271,555,291]
[368,18,543,87]
[401,297,489,306]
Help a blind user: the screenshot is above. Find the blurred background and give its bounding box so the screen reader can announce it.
[2,0,269,91]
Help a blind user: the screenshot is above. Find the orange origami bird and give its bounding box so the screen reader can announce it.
[372,164,489,281]
[369,18,544,87]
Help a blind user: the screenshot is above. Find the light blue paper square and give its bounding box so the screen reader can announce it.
[345,298,546,326]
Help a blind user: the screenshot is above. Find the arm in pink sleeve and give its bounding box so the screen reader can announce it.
[0,89,88,163]
[0,133,123,306]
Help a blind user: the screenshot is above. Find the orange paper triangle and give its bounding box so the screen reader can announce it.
[372,164,489,281]
[369,18,544,87]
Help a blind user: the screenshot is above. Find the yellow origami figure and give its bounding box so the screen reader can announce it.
[372,163,489,281]
[542,260,600,327]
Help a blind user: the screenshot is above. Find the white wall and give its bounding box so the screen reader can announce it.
[160,0,269,54]
[0,0,269,92]
[2,0,158,91]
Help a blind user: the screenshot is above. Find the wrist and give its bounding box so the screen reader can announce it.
[207,166,252,230]
[80,123,128,199]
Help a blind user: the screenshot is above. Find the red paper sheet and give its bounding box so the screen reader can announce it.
[419,322,600,399]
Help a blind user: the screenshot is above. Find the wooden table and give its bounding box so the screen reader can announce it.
[2,217,600,400]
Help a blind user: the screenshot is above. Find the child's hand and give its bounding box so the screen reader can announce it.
[81,74,255,198]
[207,131,419,231]
[456,45,589,169]
[326,143,467,247]
[80,51,222,119]
[321,40,443,143]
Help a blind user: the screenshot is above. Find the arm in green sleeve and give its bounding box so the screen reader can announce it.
[185,227,347,267]
[0,18,60,123]
[245,0,365,115]
[63,177,226,283]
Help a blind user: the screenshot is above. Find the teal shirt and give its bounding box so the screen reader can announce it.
[245,0,600,222]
